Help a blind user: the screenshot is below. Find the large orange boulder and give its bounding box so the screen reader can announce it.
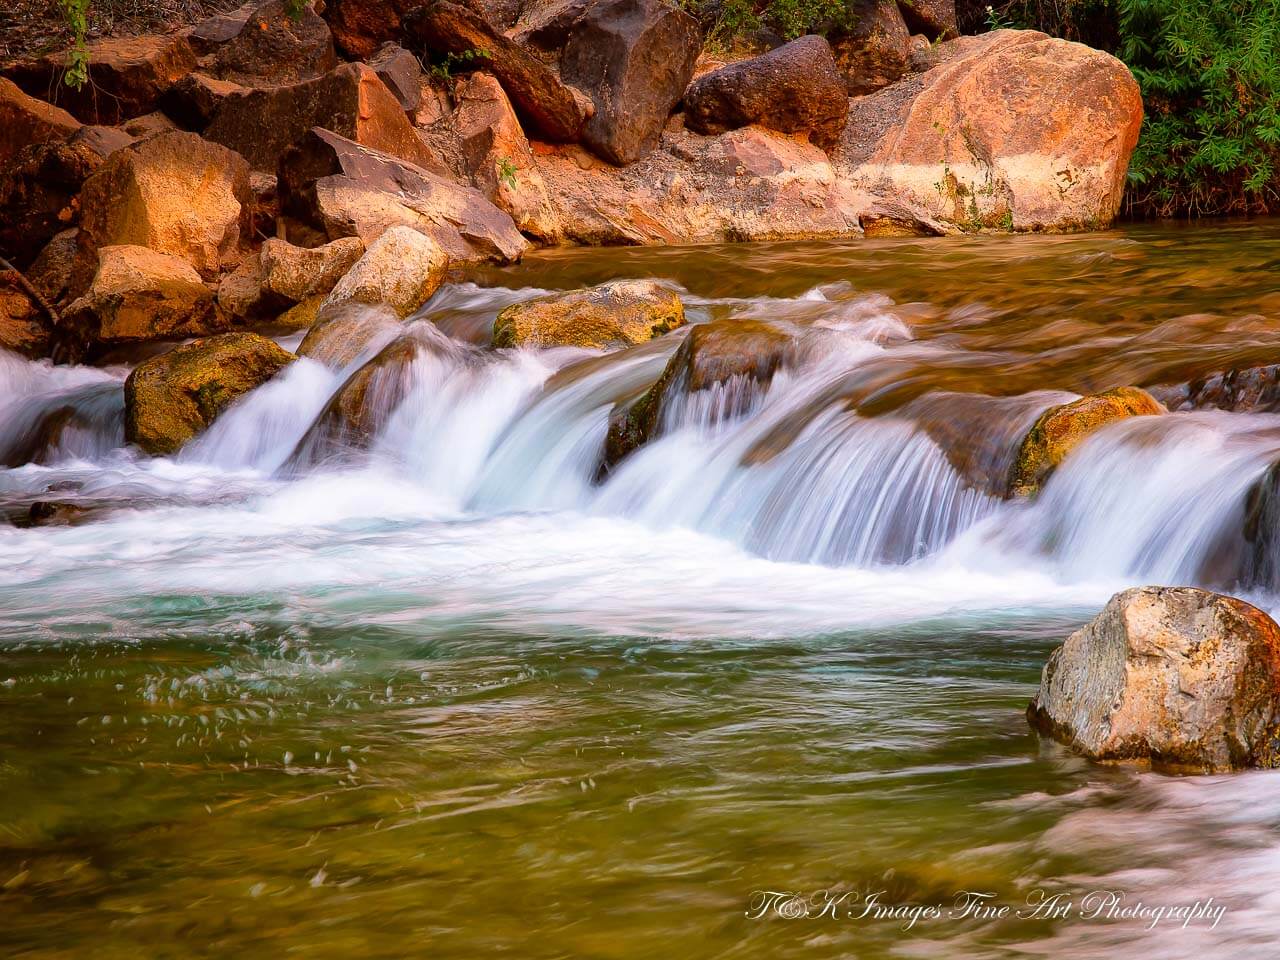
[0,78,80,169]
[836,29,1143,233]
[201,0,338,85]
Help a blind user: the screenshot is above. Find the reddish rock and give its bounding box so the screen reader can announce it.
[366,42,423,115]
[1,35,197,125]
[204,61,445,172]
[683,36,849,151]
[160,73,247,131]
[203,0,338,85]
[321,0,417,59]
[560,0,701,165]
[0,272,52,359]
[830,0,911,95]
[897,0,958,40]
[0,77,81,169]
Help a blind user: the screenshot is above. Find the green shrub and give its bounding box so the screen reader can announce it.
[680,0,849,49]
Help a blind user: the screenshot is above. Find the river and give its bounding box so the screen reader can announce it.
[2,222,1279,958]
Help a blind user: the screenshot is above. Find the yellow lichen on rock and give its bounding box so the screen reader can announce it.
[492,280,684,349]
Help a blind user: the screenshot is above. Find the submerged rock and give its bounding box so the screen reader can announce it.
[493,280,684,349]
[124,332,295,455]
[1007,386,1163,497]
[1157,363,1280,414]
[1028,586,1280,773]
[604,319,791,468]
[321,226,449,318]
[296,301,403,368]
[683,35,849,152]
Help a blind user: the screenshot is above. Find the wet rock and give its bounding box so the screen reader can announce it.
[1244,462,1280,592]
[125,332,295,454]
[830,0,911,95]
[62,245,225,359]
[367,43,423,115]
[260,236,365,303]
[453,72,562,242]
[202,0,338,86]
[896,0,958,40]
[277,128,528,263]
[0,272,51,359]
[560,0,701,165]
[1,35,197,125]
[1007,386,1163,497]
[408,1,586,144]
[493,280,684,349]
[0,77,81,169]
[321,226,449,318]
[604,319,791,467]
[0,134,106,269]
[76,131,252,285]
[683,35,848,152]
[1028,586,1280,773]
[204,62,444,172]
[297,301,403,368]
[835,30,1144,233]
[1160,364,1280,414]
[160,73,248,131]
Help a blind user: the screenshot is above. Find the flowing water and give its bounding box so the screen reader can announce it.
[4,223,1280,957]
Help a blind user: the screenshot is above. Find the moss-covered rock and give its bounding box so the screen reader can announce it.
[493,280,684,350]
[124,332,295,455]
[1007,386,1164,497]
[603,319,791,469]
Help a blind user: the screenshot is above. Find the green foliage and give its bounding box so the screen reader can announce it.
[284,0,307,21]
[678,0,849,48]
[428,46,491,83]
[58,0,91,89]
[497,157,519,190]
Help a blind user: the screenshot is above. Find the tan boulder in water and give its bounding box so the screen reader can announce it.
[297,301,404,368]
[835,29,1143,232]
[260,236,366,303]
[125,332,295,455]
[493,280,684,349]
[321,226,449,318]
[1008,386,1163,497]
[1028,586,1280,773]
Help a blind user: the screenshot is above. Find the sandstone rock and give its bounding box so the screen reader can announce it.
[321,226,448,318]
[186,1,259,56]
[453,72,562,242]
[62,245,225,359]
[203,0,338,86]
[0,134,105,268]
[296,300,403,368]
[605,319,791,467]
[534,125,862,245]
[216,256,270,323]
[0,272,51,359]
[512,0,595,55]
[27,229,80,304]
[1028,586,1280,773]
[1008,387,1163,497]
[124,332,295,454]
[76,131,252,284]
[272,295,324,333]
[321,0,417,58]
[160,73,248,131]
[1158,364,1280,414]
[1,35,197,125]
[493,280,683,349]
[367,42,423,115]
[121,112,180,139]
[408,1,585,144]
[560,0,701,165]
[278,128,528,263]
[830,0,911,95]
[683,35,848,152]
[897,0,958,40]
[260,236,365,302]
[0,77,80,169]
[204,62,444,172]
[835,30,1143,233]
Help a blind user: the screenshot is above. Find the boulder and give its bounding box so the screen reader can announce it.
[0,272,51,359]
[512,0,595,55]
[835,30,1144,233]
[216,256,270,324]
[0,77,81,169]
[321,0,418,59]
[896,0,958,40]
[682,35,848,152]
[1008,387,1163,497]
[367,43,423,115]
[829,0,911,96]
[204,62,444,172]
[122,112,180,139]
[160,73,248,131]
[27,229,80,304]
[1,35,197,125]
[321,226,448,318]
[1158,364,1280,414]
[202,0,338,85]
[76,131,252,284]
[407,1,586,144]
[124,332,295,455]
[1027,586,1280,773]
[533,125,862,245]
[277,128,528,263]
[260,236,365,302]
[453,72,562,242]
[560,0,701,165]
[62,245,226,358]
[0,133,106,268]
[186,1,260,56]
[296,300,403,367]
[605,319,791,467]
[493,279,683,349]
